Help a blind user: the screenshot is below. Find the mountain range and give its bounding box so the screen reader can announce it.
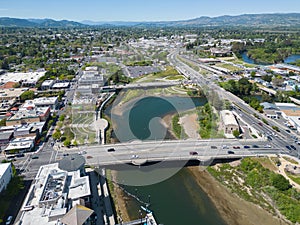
[1,13,300,28]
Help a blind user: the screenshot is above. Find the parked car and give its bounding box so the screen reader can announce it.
[107,148,115,152]
[290,145,296,150]
[31,155,39,159]
[5,216,13,225]
[227,150,235,154]
[233,146,240,149]
[244,145,250,149]
[211,146,217,149]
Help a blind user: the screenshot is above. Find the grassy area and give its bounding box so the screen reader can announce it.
[283,156,299,165]
[133,66,180,83]
[172,113,187,139]
[215,63,242,72]
[197,103,224,139]
[165,75,186,80]
[225,58,256,68]
[286,172,300,185]
[208,157,300,223]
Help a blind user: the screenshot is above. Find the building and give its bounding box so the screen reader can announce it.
[24,97,59,111]
[0,71,46,86]
[4,136,35,154]
[51,82,70,89]
[0,131,14,148]
[41,80,55,90]
[19,161,92,225]
[6,106,50,126]
[275,103,300,131]
[220,110,239,138]
[0,163,13,193]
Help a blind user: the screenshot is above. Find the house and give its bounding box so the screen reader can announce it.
[0,163,12,193]
[220,110,239,138]
[41,80,55,90]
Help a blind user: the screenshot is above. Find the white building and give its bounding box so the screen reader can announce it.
[19,161,91,225]
[0,163,13,193]
[24,97,59,111]
[220,110,239,138]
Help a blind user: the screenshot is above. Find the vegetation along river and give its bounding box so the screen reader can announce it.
[105,95,227,225]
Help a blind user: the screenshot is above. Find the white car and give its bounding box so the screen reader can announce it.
[131,154,139,159]
[6,216,13,225]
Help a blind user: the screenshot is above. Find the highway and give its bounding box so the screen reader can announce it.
[167,50,300,159]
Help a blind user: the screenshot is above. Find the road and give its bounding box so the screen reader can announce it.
[167,50,300,159]
[55,139,279,166]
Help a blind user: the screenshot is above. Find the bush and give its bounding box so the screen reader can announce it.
[271,174,291,191]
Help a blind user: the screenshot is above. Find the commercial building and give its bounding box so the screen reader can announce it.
[0,131,14,148]
[19,159,92,225]
[0,163,13,193]
[41,80,55,90]
[4,136,35,153]
[0,71,46,86]
[6,106,50,126]
[23,97,59,111]
[220,110,239,138]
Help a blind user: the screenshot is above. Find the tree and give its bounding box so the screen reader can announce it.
[20,90,35,102]
[63,139,71,147]
[52,131,62,140]
[0,118,6,126]
[233,129,240,138]
[271,174,291,191]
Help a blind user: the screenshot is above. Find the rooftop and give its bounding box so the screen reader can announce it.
[220,110,238,126]
[0,163,11,177]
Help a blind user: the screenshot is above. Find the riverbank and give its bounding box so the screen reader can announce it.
[188,166,289,225]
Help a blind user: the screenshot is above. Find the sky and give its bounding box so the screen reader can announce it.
[0,0,299,22]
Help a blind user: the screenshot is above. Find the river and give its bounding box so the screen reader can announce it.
[241,51,300,65]
[105,95,227,225]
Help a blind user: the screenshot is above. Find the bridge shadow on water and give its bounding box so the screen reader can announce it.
[105,157,242,171]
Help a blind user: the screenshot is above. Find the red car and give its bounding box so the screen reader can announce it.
[233,146,240,149]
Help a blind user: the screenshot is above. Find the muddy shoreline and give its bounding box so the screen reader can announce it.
[188,167,289,225]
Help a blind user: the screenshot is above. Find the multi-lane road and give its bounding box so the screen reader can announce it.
[168,50,300,158]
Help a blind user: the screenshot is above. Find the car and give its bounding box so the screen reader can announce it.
[264,145,272,148]
[211,146,217,149]
[7,155,15,159]
[131,154,139,159]
[222,145,229,149]
[63,153,69,156]
[5,216,13,225]
[286,145,292,150]
[286,129,291,133]
[189,151,198,155]
[233,146,240,149]
[244,145,250,149]
[290,145,296,150]
[31,155,39,159]
[258,122,263,126]
[227,150,235,154]
[252,145,259,148]
[107,148,115,152]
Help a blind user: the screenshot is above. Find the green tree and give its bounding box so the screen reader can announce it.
[63,139,71,147]
[20,90,35,102]
[52,131,62,140]
[233,129,240,138]
[271,174,291,191]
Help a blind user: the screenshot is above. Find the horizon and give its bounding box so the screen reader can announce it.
[0,0,299,22]
[1,12,300,24]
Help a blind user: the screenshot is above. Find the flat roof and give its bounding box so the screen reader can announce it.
[0,71,46,83]
[52,82,70,88]
[0,163,11,176]
[220,110,238,126]
[0,88,26,98]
